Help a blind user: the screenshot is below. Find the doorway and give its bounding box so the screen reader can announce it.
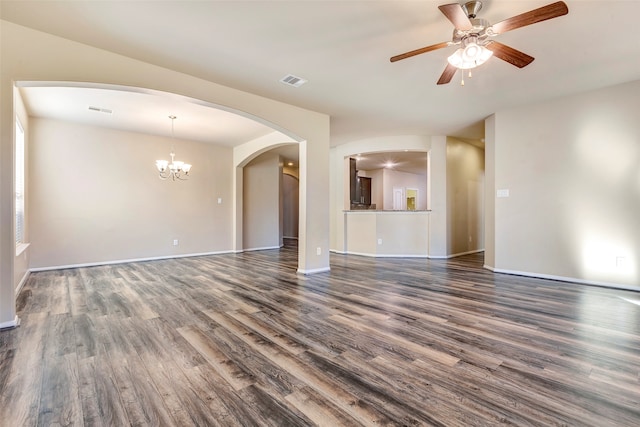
[393,187,404,210]
[406,188,418,211]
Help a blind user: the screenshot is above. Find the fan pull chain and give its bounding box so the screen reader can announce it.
[459,69,475,86]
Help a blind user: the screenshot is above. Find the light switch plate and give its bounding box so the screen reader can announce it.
[497,189,510,198]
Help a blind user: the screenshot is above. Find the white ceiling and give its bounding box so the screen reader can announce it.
[354,151,429,176]
[3,0,640,152]
[18,84,281,146]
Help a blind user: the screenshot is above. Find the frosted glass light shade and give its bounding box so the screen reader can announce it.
[156,160,169,172]
[447,44,493,70]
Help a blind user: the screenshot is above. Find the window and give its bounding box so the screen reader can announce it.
[15,118,25,246]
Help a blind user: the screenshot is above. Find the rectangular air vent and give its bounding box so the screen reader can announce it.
[88,106,113,114]
[279,74,307,88]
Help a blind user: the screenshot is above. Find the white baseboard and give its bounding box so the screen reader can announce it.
[429,249,485,259]
[242,245,281,252]
[341,250,429,258]
[486,266,640,292]
[0,316,20,330]
[29,250,235,272]
[297,267,331,275]
[334,249,484,259]
[341,251,377,258]
[376,253,429,258]
[15,271,31,295]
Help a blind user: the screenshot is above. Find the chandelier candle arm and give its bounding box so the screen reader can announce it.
[155,115,192,181]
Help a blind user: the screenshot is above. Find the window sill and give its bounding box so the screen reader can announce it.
[16,243,30,256]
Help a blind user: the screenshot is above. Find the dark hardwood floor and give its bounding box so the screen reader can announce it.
[1,241,639,426]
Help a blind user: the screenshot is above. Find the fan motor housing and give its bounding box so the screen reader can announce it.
[452,18,490,44]
[462,1,483,18]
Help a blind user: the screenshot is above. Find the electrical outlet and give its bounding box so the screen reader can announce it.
[173,239,179,246]
[377,238,383,245]
[316,247,321,255]
[217,197,222,204]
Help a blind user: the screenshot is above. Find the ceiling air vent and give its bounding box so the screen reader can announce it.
[279,74,307,88]
[88,106,113,114]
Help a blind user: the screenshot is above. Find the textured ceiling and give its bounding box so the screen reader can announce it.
[3,1,640,150]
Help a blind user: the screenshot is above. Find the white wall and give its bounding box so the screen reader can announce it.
[338,136,482,259]
[29,118,233,268]
[381,169,427,210]
[428,136,447,258]
[368,168,384,209]
[446,137,485,256]
[487,79,640,289]
[0,20,330,325]
[484,115,496,268]
[344,211,430,257]
[330,135,432,253]
[13,88,30,291]
[283,173,299,239]
[243,152,281,250]
[232,134,297,253]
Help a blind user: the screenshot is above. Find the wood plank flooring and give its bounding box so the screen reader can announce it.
[1,241,639,426]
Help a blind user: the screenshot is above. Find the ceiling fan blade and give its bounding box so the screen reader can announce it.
[437,63,458,85]
[486,41,535,68]
[390,41,450,62]
[438,3,473,30]
[491,1,568,34]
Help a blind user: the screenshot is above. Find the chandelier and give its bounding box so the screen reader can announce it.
[155,115,192,181]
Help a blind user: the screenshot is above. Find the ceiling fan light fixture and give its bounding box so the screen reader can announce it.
[463,43,480,61]
[447,43,492,70]
[391,1,569,84]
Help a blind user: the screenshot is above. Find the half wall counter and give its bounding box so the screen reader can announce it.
[344,210,430,257]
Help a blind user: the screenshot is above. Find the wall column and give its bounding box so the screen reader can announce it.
[0,79,17,327]
[428,135,447,257]
[232,166,243,253]
[483,115,496,268]
[297,138,330,274]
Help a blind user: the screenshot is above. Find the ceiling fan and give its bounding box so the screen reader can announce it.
[390,1,569,85]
